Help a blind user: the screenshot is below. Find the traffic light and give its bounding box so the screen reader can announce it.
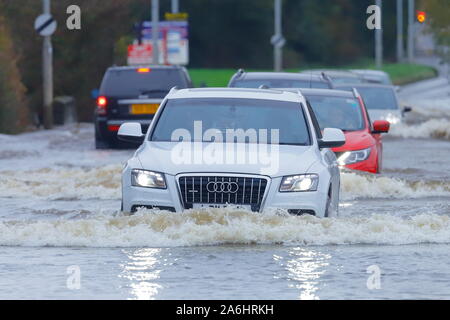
[416,11,426,23]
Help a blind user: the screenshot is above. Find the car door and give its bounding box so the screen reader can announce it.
[361,98,383,171]
[306,101,340,187]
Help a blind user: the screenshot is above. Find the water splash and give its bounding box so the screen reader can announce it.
[1,209,450,247]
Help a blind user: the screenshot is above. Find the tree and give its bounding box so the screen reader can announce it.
[0,14,29,133]
[422,0,450,66]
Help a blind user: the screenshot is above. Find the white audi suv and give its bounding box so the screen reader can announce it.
[118,88,345,217]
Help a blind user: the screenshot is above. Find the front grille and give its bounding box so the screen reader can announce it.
[178,176,268,212]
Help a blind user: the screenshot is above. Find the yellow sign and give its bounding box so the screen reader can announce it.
[165,12,188,21]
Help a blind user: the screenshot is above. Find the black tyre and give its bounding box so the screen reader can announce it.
[324,186,332,218]
[95,126,111,149]
[95,137,111,149]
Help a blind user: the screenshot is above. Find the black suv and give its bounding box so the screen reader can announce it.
[94,65,192,149]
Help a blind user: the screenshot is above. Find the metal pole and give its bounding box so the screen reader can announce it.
[274,0,282,71]
[42,0,53,129]
[171,0,179,13]
[396,0,404,62]
[375,0,383,69]
[407,0,415,63]
[152,0,159,64]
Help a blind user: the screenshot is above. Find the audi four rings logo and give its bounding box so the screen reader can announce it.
[206,181,240,193]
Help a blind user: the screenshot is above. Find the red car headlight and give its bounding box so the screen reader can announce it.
[337,148,371,165]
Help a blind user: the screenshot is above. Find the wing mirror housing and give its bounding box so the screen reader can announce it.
[118,123,145,144]
[403,106,412,113]
[372,120,390,134]
[318,128,346,148]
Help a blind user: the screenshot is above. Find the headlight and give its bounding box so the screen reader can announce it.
[131,169,166,189]
[337,148,371,165]
[386,114,401,124]
[279,174,319,192]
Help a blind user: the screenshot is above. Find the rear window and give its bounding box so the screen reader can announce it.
[100,68,187,97]
[330,77,364,84]
[231,79,330,89]
[337,86,398,110]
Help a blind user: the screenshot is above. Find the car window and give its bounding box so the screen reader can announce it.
[100,68,187,97]
[306,95,365,131]
[331,77,364,84]
[231,79,329,89]
[354,87,398,110]
[151,98,311,145]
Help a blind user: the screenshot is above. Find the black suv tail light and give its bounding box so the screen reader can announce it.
[96,96,107,115]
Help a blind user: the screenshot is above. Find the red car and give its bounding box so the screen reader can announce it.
[300,88,390,173]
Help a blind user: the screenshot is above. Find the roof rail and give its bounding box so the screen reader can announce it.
[352,88,360,98]
[168,86,179,94]
[321,72,332,83]
[236,68,245,78]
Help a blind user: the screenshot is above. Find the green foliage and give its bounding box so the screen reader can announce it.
[0,0,444,125]
[0,14,29,134]
[2,0,146,122]
[422,0,450,63]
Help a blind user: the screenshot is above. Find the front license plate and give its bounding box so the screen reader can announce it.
[130,103,159,115]
[192,203,252,211]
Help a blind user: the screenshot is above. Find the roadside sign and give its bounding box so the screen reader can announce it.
[34,13,57,37]
[140,21,189,65]
[165,12,189,21]
[127,44,153,65]
[271,34,286,48]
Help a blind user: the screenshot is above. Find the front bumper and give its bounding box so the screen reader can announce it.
[122,173,330,217]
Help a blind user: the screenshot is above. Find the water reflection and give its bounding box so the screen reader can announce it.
[276,247,330,300]
[120,248,163,300]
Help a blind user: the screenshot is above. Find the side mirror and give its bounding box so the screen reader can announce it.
[118,123,145,144]
[372,120,390,134]
[318,128,346,148]
[403,106,412,113]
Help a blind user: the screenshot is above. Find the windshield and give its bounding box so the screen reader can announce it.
[100,69,186,97]
[338,87,398,110]
[231,79,329,89]
[151,98,311,145]
[330,76,364,84]
[306,95,365,131]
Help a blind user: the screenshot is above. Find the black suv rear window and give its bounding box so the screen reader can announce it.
[100,68,187,97]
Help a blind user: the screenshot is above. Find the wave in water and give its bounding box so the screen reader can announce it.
[409,98,450,118]
[0,165,121,200]
[1,209,450,247]
[1,166,449,201]
[389,119,450,140]
[341,172,450,199]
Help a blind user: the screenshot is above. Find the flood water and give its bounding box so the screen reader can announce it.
[0,77,449,299]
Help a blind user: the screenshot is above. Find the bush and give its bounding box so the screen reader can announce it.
[0,15,29,134]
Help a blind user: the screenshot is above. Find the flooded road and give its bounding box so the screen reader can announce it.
[0,76,449,299]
